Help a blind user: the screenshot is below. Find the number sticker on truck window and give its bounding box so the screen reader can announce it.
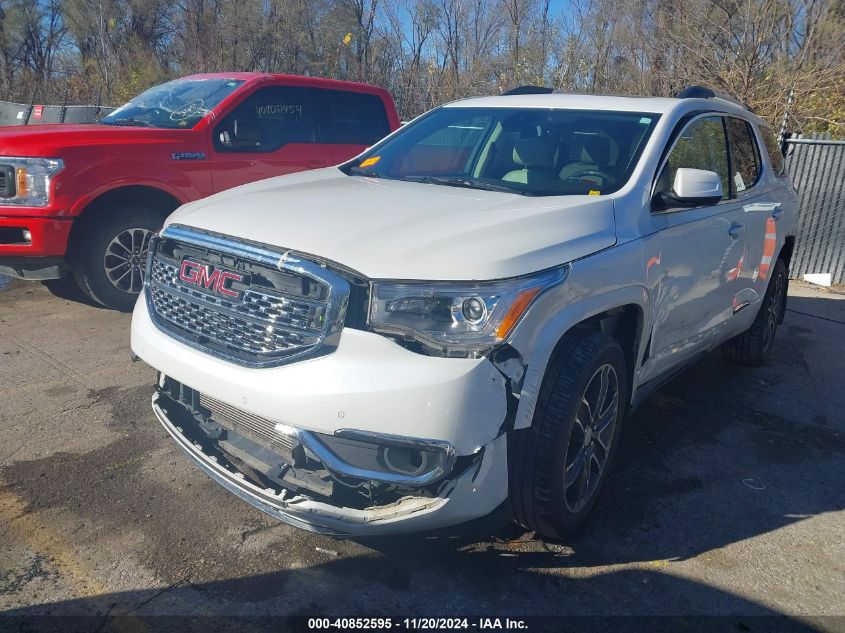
[257,104,304,119]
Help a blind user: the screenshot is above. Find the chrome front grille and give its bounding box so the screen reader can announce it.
[145,225,350,367]
[150,259,324,332]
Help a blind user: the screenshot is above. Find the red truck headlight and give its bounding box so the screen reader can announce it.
[0,157,64,207]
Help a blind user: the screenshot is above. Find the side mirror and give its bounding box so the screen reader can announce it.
[219,118,260,149]
[233,118,260,145]
[656,168,723,208]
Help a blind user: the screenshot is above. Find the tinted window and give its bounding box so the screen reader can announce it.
[726,118,760,193]
[659,116,729,200]
[761,127,785,176]
[214,86,315,152]
[316,89,390,145]
[343,107,660,196]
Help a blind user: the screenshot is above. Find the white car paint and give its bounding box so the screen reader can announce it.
[131,92,798,535]
[166,170,617,281]
[132,297,508,455]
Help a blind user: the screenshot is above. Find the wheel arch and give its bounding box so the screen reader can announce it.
[511,286,649,431]
[67,185,182,261]
[779,235,796,269]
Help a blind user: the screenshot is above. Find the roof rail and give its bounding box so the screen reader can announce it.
[676,85,715,99]
[676,85,754,112]
[503,85,554,96]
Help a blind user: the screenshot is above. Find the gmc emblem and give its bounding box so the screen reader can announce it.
[179,259,246,299]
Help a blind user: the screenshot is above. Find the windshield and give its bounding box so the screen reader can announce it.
[343,107,660,196]
[102,78,245,129]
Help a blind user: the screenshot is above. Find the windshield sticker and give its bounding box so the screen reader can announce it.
[360,156,381,167]
[257,103,303,119]
[170,99,208,122]
[588,190,601,196]
[734,172,746,192]
[639,117,652,124]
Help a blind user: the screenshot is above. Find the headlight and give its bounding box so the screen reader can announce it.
[369,266,568,356]
[0,157,64,207]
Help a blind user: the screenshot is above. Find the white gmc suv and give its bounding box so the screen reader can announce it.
[130,87,797,539]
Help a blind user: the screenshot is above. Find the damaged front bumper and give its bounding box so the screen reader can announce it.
[152,386,508,535]
[133,292,512,535]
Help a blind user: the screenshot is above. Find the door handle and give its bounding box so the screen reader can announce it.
[728,223,745,238]
[771,208,784,221]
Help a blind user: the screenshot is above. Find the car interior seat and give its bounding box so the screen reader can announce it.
[559,133,619,184]
[501,127,562,187]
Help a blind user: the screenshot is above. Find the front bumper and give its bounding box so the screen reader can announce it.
[132,294,511,534]
[0,255,65,280]
[153,392,508,535]
[0,215,73,257]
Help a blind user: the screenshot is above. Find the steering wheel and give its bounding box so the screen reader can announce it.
[566,168,612,184]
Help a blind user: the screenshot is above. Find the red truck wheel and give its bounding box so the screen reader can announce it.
[71,206,164,311]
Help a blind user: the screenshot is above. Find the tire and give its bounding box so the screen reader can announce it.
[721,258,788,366]
[70,205,164,311]
[510,331,628,539]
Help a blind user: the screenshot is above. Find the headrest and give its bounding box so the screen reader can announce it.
[580,136,610,164]
[512,135,556,169]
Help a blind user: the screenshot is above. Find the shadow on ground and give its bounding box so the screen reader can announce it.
[0,572,829,633]
[40,278,106,309]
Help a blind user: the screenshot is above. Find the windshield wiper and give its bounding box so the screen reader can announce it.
[102,117,156,128]
[403,175,529,195]
[347,165,381,178]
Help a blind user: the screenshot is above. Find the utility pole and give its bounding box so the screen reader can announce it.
[778,88,795,149]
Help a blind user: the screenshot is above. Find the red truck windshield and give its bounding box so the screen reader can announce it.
[102,78,245,129]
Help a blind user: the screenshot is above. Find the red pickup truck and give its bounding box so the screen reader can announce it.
[0,73,399,309]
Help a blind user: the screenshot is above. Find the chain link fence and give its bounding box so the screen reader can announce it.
[785,134,845,284]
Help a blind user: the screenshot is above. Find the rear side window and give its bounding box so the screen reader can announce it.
[760,128,786,176]
[659,116,730,199]
[726,118,760,193]
[215,86,315,152]
[315,90,390,145]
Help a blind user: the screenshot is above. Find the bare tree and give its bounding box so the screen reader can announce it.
[0,0,841,134]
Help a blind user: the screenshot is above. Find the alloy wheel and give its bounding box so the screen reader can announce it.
[103,228,153,294]
[762,271,785,352]
[563,363,620,513]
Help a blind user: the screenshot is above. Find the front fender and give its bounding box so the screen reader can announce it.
[507,243,650,430]
[68,178,189,215]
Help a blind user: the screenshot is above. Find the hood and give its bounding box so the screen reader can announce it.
[166,168,617,280]
[0,124,195,156]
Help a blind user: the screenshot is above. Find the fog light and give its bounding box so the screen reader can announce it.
[22,229,31,243]
[306,429,456,485]
[382,445,427,476]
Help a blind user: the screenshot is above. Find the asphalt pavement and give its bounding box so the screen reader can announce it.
[0,275,843,632]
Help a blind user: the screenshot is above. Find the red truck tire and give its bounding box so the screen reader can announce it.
[70,205,164,311]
